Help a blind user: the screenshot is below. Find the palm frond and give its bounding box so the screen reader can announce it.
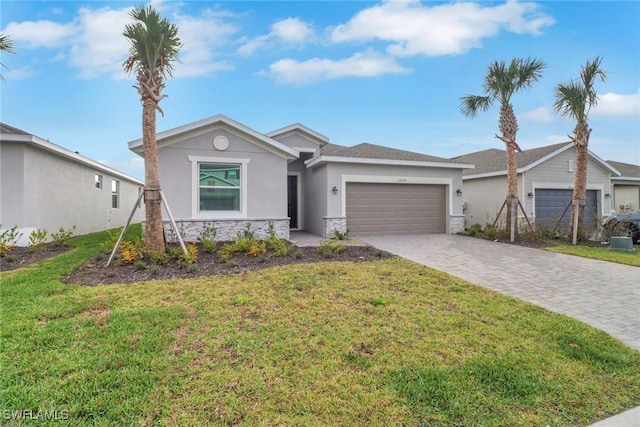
[553,57,606,123]
[0,34,15,53]
[460,95,493,118]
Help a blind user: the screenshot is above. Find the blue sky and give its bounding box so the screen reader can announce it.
[1,0,638,180]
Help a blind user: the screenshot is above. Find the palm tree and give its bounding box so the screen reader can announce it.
[554,57,606,237]
[0,34,15,80]
[123,5,181,253]
[460,57,546,232]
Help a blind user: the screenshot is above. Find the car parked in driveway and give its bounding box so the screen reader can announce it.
[603,213,640,243]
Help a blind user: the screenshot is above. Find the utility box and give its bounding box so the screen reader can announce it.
[609,237,636,253]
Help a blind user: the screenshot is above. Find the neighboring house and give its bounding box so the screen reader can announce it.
[607,160,640,214]
[128,114,472,240]
[452,142,620,231]
[1,123,144,245]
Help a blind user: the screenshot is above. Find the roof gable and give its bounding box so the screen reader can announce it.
[266,123,329,148]
[456,142,619,178]
[128,114,299,160]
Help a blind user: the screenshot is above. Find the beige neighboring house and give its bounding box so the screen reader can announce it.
[607,160,640,214]
[128,114,472,240]
[1,123,144,246]
[453,142,620,231]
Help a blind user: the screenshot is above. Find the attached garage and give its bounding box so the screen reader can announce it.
[535,189,599,231]
[346,183,446,235]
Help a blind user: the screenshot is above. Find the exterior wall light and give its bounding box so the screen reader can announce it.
[456,189,462,195]
[527,192,534,198]
[605,193,611,198]
[332,186,338,194]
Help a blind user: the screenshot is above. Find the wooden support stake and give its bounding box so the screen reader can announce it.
[517,199,534,233]
[509,197,517,243]
[106,190,144,267]
[160,190,187,255]
[492,199,508,228]
[553,200,573,233]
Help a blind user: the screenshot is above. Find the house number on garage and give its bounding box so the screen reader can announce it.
[398,178,408,183]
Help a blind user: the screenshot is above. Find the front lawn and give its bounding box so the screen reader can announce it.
[544,243,640,267]
[1,230,639,426]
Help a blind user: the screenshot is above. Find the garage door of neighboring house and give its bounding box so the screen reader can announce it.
[535,189,598,231]
[346,183,446,235]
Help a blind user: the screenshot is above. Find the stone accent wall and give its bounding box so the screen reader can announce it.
[323,216,347,238]
[449,215,465,234]
[153,218,290,242]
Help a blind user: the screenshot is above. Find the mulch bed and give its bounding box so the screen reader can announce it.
[0,244,71,272]
[64,244,395,286]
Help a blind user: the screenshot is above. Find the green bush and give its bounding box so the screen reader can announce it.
[318,239,346,258]
[177,243,198,266]
[28,229,48,252]
[100,227,123,253]
[51,225,76,246]
[145,250,169,266]
[197,223,217,253]
[0,225,23,257]
[267,237,289,257]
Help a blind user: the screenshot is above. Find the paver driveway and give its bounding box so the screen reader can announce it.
[362,234,640,351]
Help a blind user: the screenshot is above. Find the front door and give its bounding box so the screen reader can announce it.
[287,175,298,229]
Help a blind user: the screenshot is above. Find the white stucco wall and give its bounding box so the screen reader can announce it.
[1,141,144,243]
[612,184,639,213]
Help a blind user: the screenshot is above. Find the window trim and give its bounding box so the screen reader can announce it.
[111,179,120,209]
[95,174,103,189]
[188,155,250,219]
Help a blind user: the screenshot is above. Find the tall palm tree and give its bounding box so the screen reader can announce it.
[460,57,546,232]
[0,34,15,80]
[554,57,606,237]
[123,5,181,253]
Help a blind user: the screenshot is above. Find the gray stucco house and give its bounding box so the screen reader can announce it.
[606,160,640,214]
[452,142,620,231]
[128,114,472,240]
[1,124,144,245]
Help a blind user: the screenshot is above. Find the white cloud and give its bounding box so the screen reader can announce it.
[4,66,39,80]
[592,89,640,117]
[101,156,145,181]
[265,49,408,85]
[238,17,312,57]
[330,0,555,57]
[521,106,554,123]
[3,20,76,48]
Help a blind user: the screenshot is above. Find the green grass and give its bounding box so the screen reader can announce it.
[544,243,640,267]
[2,226,640,426]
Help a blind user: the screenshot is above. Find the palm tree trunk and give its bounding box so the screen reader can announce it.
[142,97,165,253]
[569,122,590,237]
[500,103,519,233]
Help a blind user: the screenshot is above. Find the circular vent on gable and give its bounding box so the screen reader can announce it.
[213,135,229,151]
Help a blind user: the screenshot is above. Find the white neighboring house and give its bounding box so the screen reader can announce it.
[1,123,144,246]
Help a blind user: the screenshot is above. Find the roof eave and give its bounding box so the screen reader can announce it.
[305,155,473,169]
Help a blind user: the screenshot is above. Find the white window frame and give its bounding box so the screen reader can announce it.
[188,155,250,219]
[95,174,102,189]
[111,179,120,209]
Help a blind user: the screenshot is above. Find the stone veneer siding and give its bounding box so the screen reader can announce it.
[449,215,465,234]
[150,218,290,242]
[323,216,347,238]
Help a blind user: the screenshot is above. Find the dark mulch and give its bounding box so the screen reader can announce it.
[64,244,395,286]
[0,244,72,272]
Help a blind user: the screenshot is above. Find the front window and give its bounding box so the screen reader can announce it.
[199,163,241,211]
[111,179,119,209]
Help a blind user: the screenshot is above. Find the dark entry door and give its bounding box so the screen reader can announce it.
[287,175,298,229]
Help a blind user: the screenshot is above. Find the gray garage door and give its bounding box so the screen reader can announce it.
[535,189,598,231]
[346,183,446,235]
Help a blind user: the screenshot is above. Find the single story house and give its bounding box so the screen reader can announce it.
[606,160,640,214]
[452,142,620,231]
[128,114,472,240]
[1,123,144,245]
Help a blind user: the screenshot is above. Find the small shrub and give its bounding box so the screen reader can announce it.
[267,237,289,257]
[28,229,48,252]
[166,245,183,259]
[119,240,143,264]
[239,223,255,240]
[318,239,346,258]
[483,224,499,240]
[149,265,162,276]
[465,223,483,236]
[197,223,217,253]
[51,225,76,246]
[0,225,23,256]
[292,249,303,259]
[218,243,235,262]
[177,243,198,266]
[145,250,168,266]
[332,229,349,240]
[248,241,267,257]
[267,221,277,239]
[134,260,147,271]
[185,263,198,273]
[100,227,123,253]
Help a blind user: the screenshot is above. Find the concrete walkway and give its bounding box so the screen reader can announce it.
[361,233,640,427]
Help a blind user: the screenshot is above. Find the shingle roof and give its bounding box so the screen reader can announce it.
[452,142,572,176]
[321,142,466,164]
[607,160,640,178]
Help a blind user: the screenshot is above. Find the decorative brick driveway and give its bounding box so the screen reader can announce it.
[362,234,640,351]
